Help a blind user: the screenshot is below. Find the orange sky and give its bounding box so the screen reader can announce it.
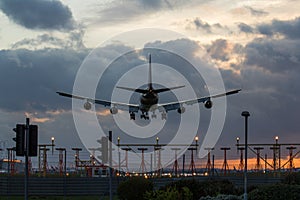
[196,157,300,170]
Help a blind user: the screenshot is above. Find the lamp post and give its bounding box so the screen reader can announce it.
[195,136,199,151]
[117,137,121,175]
[242,111,250,200]
[274,136,280,171]
[51,137,55,155]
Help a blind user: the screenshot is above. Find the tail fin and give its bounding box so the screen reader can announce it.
[148,54,153,90]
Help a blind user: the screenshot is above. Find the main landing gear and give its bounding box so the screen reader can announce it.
[129,111,167,120]
[140,112,150,120]
[130,112,135,120]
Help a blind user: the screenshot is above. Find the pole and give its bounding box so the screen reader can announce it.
[25,117,29,200]
[64,149,67,198]
[109,131,112,200]
[182,154,185,175]
[212,155,215,177]
[242,111,250,200]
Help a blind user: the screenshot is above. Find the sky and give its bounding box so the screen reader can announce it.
[0,0,300,170]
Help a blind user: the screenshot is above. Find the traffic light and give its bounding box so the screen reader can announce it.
[13,124,25,156]
[28,125,38,157]
[97,136,108,163]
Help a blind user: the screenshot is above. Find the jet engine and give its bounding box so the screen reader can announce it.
[84,102,92,110]
[177,106,186,114]
[204,100,212,109]
[110,107,118,114]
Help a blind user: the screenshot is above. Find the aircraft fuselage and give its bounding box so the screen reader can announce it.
[139,91,159,112]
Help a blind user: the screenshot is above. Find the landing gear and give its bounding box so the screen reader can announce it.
[140,112,150,120]
[161,112,167,120]
[151,112,157,119]
[130,112,135,120]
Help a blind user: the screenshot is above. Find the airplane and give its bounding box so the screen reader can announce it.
[57,54,241,120]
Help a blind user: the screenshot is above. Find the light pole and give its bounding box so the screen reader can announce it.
[51,137,55,155]
[275,136,280,172]
[242,111,250,200]
[195,136,199,151]
[117,137,120,175]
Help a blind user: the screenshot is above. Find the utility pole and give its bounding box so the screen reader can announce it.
[242,111,250,200]
[109,131,112,200]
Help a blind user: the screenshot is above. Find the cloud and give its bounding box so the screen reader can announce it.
[238,22,254,33]
[184,17,229,34]
[1,35,300,159]
[257,17,300,39]
[245,38,300,74]
[206,39,244,73]
[92,0,173,25]
[11,29,86,50]
[0,0,75,30]
[0,48,88,112]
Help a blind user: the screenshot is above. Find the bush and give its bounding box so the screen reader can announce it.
[248,183,300,200]
[162,179,238,200]
[117,177,153,200]
[145,186,193,200]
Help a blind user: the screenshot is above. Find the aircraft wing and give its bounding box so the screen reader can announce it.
[56,92,140,113]
[158,89,241,112]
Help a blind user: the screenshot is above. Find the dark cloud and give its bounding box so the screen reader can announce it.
[245,38,300,73]
[0,48,88,112]
[207,39,230,61]
[235,36,300,143]
[238,22,254,33]
[193,18,212,33]
[257,17,300,39]
[94,0,173,24]
[0,0,75,30]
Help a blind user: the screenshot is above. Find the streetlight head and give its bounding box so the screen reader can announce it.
[241,111,250,117]
[236,137,240,141]
[195,136,199,141]
[275,136,279,140]
[51,137,55,141]
[156,137,159,141]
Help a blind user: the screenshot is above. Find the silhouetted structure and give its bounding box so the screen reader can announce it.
[56,148,66,177]
[254,147,264,171]
[38,146,50,177]
[7,147,15,175]
[205,148,214,175]
[138,148,148,173]
[171,148,180,176]
[286,146,296,171]
[238,147,245,171]
[221,147,230,175]
[188,147,197,175]
[72,148,82,174]
[121,147,131,172]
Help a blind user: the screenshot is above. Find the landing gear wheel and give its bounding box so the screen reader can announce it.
[161,112,167,120]
[130,112,135,120]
